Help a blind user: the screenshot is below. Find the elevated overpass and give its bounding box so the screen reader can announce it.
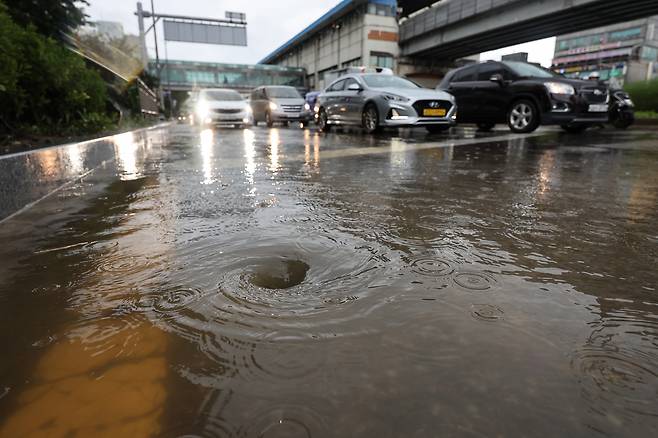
[400,0,658,59]
[153,60,308,93]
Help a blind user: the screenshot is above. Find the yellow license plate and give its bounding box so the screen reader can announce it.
[423,108,446,117]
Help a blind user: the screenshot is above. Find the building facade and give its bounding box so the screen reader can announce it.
[552,16,658,85]
[259,0,400,90]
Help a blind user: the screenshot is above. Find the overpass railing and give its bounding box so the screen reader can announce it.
[400,0,521,41]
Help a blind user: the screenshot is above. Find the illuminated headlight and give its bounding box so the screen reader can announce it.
[451,109,458,121]
[545,82,575,95]
[383,93,410,102]
[269,102,278,111]
[196,101,210,118]
[390,108,408,120]
[314,105,320,114]
[304,103,311,111]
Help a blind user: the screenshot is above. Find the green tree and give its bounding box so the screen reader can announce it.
[0,1,111,135]
[4,0,89,41]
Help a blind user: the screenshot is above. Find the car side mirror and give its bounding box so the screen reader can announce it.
[490,74,504,85]
[347,83,363,91]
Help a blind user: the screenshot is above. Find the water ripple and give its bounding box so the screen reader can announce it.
[471,304,504,322]
[410,257,454,277]
[572,344,658,418]
[453,272,497,291]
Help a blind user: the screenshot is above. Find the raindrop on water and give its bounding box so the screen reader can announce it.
[453,272,496,291]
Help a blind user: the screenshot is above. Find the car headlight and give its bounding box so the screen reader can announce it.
[545,82,575,95]
[269,102,278,111]
[196,101,210,118]
[245,104,252,114]
[383,93,410,102]
[304,103,311,111]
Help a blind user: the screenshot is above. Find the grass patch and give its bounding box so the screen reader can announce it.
[635,111,658,120]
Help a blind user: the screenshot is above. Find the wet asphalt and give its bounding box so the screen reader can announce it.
[0,124,657,437]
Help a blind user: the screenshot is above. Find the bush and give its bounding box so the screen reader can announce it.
[0,1,111,136]
[625,78,658,112]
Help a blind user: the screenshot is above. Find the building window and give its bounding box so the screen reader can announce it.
[370,52,394,69]
[342,58,363,68]
[185,71,215,84]
[367,3,395,17]
[640,46,658,61]
[608,27,643,42]
[558,34,604,51]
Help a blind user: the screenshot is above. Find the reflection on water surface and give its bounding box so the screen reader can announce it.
[0,126,657,437]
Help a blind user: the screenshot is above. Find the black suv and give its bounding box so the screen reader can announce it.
[438,61,609,133]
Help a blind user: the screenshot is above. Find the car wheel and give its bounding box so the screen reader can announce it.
[266,112,274,128]
[560,123,589,133]
[476,122,495,132]
[426,125,451,134]
[507,100,539,133]
[362,104,381,134]
[318,108,331,133]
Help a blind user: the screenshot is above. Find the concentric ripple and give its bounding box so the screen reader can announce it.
[194,330,328,384]
[572,344,658,418]
[470,304,504,322]
[202,233,399,325]
[153,287,206,313]
[453,272,496,291]
[240,404,327,438]
[249,330,328,380]
[134,287,206,320]
[410,258,454,277]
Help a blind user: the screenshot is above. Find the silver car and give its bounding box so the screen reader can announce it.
[316,73,457,134]
[250,86,313,127]
[194,88,252,128]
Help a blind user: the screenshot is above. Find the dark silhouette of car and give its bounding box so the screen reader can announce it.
[438,61,610,133]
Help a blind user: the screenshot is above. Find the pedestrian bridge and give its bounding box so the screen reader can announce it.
[400,0,658,59]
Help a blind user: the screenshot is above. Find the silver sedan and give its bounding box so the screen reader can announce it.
[316,73,457,134]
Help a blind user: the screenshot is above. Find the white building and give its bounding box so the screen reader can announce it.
[259,0,400,90]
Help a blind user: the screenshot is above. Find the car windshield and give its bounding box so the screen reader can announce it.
[203,90,243,101]
[266,87,302,98]
[362,75,420,89]
[502,61,556,78]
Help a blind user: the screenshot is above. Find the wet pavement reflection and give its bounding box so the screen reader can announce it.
[0,125,657,437]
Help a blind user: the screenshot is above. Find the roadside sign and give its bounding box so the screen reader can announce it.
[163,20,247,46]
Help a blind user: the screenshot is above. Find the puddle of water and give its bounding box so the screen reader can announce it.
[0,127,657,436]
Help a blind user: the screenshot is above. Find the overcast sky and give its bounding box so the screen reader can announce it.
[85,0,556,66]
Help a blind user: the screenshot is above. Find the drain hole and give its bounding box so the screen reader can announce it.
[248,259,310,289]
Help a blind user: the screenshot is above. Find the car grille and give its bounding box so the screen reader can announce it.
[412,100,453,117]
[282,105,302,113]
[580,87,608,104]
[213,108,243,114]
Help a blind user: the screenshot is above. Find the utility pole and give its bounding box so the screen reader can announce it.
[150,0,160,71]
[136,2,148,68]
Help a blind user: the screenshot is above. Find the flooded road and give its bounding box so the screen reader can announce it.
[0,125,657,437]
